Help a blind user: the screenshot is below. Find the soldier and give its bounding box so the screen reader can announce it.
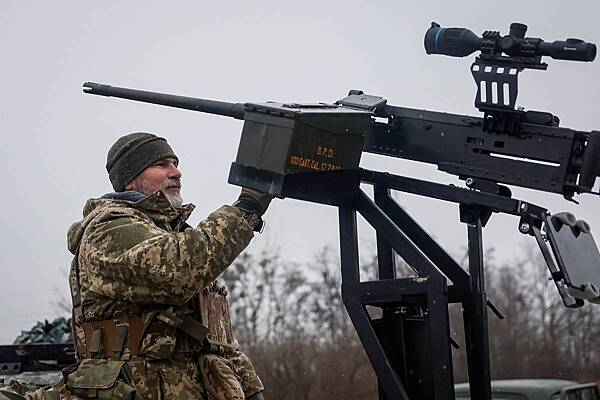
[66,132,270,399]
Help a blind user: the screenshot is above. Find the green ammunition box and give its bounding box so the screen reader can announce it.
[229,102,372,198]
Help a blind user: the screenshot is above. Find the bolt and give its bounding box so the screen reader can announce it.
[519,223,530,233]
[465,177,475,187]
[519,202,528,212]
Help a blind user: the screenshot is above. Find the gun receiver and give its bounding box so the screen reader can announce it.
[83,82,600,200]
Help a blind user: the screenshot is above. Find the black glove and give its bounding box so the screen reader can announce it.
[234,188,273,216]
[233,188,274,232]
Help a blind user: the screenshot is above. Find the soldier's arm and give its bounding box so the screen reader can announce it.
[79,205,253,305]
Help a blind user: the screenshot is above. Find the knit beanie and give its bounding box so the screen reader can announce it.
[106,132,178,192]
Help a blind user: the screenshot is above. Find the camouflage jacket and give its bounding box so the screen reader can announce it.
[66,191,260,399]
[67,190,253,321]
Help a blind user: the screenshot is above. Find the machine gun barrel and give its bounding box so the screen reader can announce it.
[82,82,245,120]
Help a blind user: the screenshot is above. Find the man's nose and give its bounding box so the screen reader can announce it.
[168,163,182,179]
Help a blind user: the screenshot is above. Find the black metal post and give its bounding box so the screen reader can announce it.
[338,206,410,400]
[339,206,360,283]
[374,186,397,281]
[340,191,456,400]
[373,189,469,296]
[356,191,438,276]
[374,186,397,400]
[461,206,492,400]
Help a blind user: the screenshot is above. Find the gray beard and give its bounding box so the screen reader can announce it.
[164,191,183,208]
[132,178,183,208]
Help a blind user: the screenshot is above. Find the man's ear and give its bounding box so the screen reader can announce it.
[124,182,134,191]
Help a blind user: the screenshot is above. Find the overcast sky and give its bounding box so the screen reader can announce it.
[1,1,599,344]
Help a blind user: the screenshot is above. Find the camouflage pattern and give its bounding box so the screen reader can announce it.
[66,190,264,399]
[200,351,263,399]
[65,359,135,399]
[0,380,31,399]
[199,282,235,346]
[0,380,62,400]
[67,190,254,313]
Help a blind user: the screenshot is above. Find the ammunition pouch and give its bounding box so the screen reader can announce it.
[80,316,145,360]
[65,359,136,399]
[78,311,208,361]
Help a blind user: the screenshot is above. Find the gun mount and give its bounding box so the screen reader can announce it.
[83,22,600,400]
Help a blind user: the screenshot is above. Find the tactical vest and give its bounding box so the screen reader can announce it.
[69,239,236,362]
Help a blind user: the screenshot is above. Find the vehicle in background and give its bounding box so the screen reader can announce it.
[454,379,600,400]
[0,318,74,386]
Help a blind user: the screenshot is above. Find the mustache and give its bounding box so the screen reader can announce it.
[163,178,181,190]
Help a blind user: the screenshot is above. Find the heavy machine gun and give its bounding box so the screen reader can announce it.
[83,22,600,400]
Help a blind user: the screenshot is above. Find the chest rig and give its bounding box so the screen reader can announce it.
[68,207,237,361]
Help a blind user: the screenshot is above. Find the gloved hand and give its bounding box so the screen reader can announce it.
[234,188,273,217]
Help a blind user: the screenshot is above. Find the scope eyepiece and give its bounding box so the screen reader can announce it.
[538,39,596,62]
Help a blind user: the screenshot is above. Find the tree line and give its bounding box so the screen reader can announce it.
[221,245,600,399]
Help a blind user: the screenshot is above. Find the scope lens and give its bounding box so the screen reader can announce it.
[424,22,482,57]
[424,22,444,54]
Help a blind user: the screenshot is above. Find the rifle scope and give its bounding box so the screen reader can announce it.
[424,22,596,61]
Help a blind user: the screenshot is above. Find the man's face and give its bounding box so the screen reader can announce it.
[125,157,183,207]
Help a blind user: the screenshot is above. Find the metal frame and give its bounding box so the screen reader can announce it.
[336,169,553,400]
